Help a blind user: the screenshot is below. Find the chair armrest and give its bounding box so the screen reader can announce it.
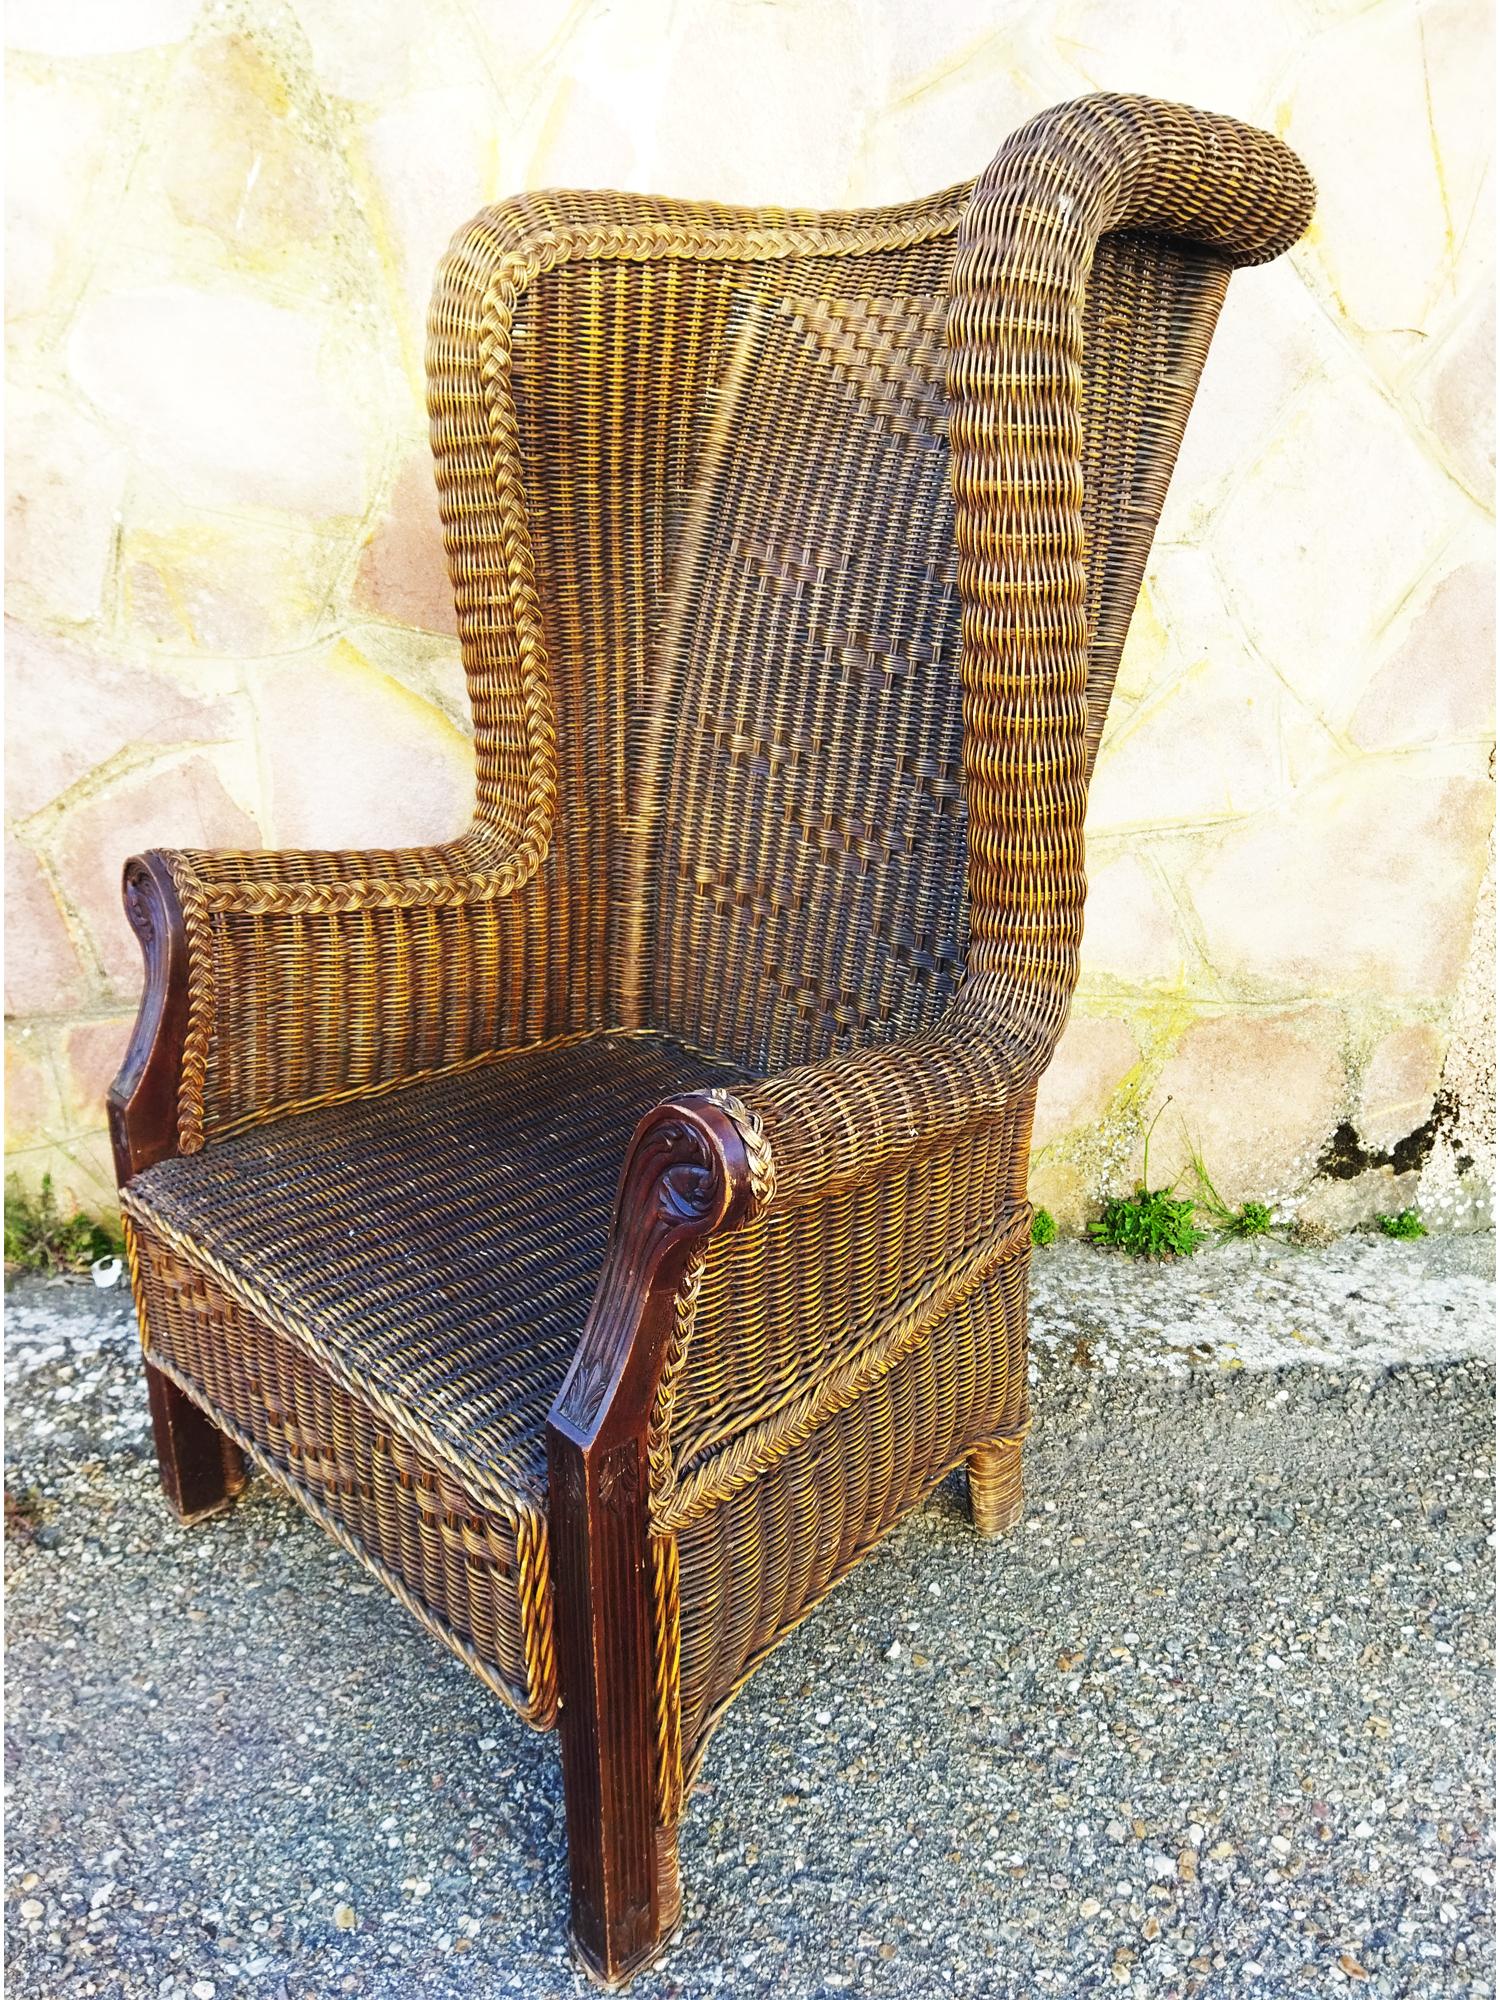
[724,983,1038,1213]
[108,828,547,1169]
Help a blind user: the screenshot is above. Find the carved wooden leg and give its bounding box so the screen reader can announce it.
[968,1432,1025,1537]
[548,1431,677,1988]
[146,1361,246,1524]
[544,1096,757,1987]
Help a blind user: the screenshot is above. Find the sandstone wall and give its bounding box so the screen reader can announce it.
[5,0,1493,1230]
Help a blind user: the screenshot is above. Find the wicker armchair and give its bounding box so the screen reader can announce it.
[110,94,1313,1986]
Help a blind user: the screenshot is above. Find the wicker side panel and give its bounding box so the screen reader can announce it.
[673,1234,1030,1767]
[662,1090,1034,1483]
[130,1222,558,1727]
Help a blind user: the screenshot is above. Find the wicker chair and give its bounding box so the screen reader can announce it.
[109,93,1313,1986]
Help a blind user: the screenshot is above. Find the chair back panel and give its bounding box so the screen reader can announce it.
[647,260,968,1074]
[500,214,1231,1067]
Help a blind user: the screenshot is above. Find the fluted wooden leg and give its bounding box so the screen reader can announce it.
[145,1361,246,1524]
[967,1432,1025,1537]
[548,1429,678,1989]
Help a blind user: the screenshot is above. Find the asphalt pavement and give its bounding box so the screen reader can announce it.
[5,1234,1493,1999]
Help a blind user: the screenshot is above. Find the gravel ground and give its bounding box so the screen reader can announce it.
[5,1235,1494,2000]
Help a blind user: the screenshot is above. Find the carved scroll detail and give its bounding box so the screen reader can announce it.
[107,853,191,1185]
[552,1101,758,1443]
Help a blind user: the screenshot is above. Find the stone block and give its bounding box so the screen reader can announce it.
[120,500,343,658]
[354,449,457,635]
[1285,0,1491,359]
[359,85,502,348]
[1358,1023,1446,1154]
[6,620,237,821]
[1190,763,1493,1002]
[6,1028,63,1149]
[147,32,340,274]
[1087,640,1285,835]
[1166,259,1340,541]
[68,284,371,517]
[1047,0,1300,124]
[62,1017,136,1133]
[1412,295,1494,505]
[1033,1013,1139,1150]
[5,383,128,626]
[50,754,260,996]
[1350,559,1495,752]
[6,0,200,55]
[248,639,472,850]
[1077,852,1187,988]
[288,0,418,101]
[1150,1006,1346,1205]
[1211,376,1461,729]
[5,839,89,1016]
[6,64,132,328]
[846,29,1038,203]
[652,2,879,206]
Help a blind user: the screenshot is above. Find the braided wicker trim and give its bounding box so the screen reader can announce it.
[122,1211,151,1347]
[144,1342,557,1727]
[164,853,214,1155]
[652,1199,1031,1535]
[650,1531,685,1827]
[698,1087,777,1209]
[644,1088,776,1510]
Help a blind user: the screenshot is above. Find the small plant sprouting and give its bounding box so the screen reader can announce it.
[1187,1150,1282,1241]
[1230,1200,1276,1238]
[1378,1207,1427,1240]
[1089,1102,1205,1260]
[4,1173,121,1277]
[1030,1207,1058,1247]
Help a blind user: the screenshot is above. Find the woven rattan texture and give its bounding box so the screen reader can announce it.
[674,1239,1031,1764]
[116,95,1315,1916]
[650,283,967,1074]
[126,1034,747,1506]
[129,1234,559,1722]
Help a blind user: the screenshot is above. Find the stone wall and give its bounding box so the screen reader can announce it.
[5,0,1493,1231]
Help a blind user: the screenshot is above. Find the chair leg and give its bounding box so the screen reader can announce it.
[968,1432,1025,1537]
[549,1436,678,1988]
[145,1361,246,1524]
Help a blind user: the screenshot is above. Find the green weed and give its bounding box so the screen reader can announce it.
[4,1173,121,1276]
[1089,1102,1205,1260]
[1187,1150,1283,1241]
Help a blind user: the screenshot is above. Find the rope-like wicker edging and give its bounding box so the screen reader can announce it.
[652,1200,1031,1535]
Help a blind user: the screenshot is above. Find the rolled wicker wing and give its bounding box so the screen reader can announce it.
[728,95,1315,1204]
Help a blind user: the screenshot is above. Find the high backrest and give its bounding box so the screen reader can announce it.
[429,187,969,1051]
[428,99,1313,1072]
[645,254,969,1074]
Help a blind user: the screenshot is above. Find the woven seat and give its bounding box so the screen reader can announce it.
[109,93,1314,1986]
[122,1033,747,1722]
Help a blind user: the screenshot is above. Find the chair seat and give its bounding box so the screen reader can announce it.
[121,1032,750,1723]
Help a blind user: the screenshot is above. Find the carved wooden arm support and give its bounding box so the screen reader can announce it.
[108,853,192,1184]
[544,1094,766,1983]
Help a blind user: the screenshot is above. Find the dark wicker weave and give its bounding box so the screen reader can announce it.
[110,94,1314,1986]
